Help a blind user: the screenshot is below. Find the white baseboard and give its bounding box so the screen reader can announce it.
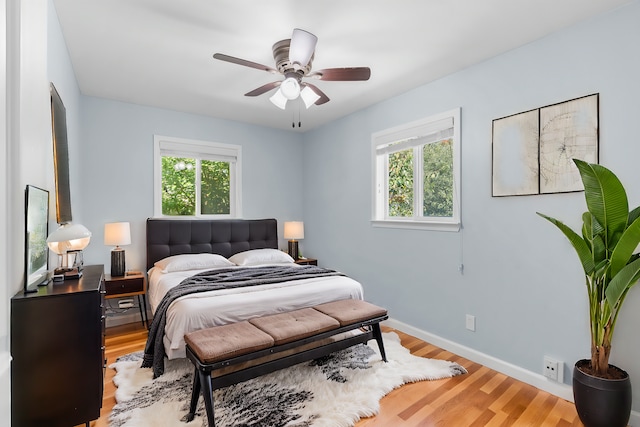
[384,318,640,426]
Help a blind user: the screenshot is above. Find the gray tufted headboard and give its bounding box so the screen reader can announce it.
[146,218,279,271]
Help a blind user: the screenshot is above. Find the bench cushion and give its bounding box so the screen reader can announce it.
[313,299,388,326]
[184,321,274,364]
[249,308,340,345]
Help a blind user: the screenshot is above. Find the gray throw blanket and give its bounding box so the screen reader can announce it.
[141,265,344,377]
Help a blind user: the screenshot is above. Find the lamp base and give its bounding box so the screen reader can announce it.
[64,268,82,279]
[111,248,126,277]
[52,267,82,280]
[288,240,299,260]
[69,250,84,271]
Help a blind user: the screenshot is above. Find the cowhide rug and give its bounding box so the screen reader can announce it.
[109,332,466,427]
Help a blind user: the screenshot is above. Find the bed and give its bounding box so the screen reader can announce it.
[144,218,364,367]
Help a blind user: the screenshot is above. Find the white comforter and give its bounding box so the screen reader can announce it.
[147,264,365,359]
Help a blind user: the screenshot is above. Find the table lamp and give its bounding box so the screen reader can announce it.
[46,223,92,278]
[284,221,304,260]
[104,222,131,277]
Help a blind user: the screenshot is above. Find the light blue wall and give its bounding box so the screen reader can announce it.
[302,0,640,412]
[76,97,304,271]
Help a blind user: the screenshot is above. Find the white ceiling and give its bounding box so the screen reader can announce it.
[52,0,630,132]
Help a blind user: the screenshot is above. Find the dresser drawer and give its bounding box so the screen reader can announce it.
[104,276,144,296]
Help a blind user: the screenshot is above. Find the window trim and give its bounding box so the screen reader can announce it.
[153,135,242,218]
[371,108,461,232]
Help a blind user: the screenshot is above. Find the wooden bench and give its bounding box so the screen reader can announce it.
[184,299,389,427]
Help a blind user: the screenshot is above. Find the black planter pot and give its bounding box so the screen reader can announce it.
[573,359,632,427]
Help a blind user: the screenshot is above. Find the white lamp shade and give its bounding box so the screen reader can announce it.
[104,222,131,246]
[280,77,300,100]
[300,86,321,109]
[269,89,288,110]
[284,221,304,240]
[289,28,317,67]
[46,223,92,254]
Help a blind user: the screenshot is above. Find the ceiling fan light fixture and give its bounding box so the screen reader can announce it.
[280,77,300,100]
[214,28,369,110]
[300,86,321,109]
[289,28,317,67]
[269,89,288,109]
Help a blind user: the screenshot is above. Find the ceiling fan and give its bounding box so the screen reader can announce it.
[213,28,371,110]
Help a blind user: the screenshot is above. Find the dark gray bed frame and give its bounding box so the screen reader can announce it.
[146,218,279,271]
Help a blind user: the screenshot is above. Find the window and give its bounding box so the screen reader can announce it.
[372,108,460,231]
[154,135,242,218]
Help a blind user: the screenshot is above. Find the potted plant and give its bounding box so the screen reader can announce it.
[537,159,638,427]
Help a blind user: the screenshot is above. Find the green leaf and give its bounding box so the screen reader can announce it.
[606,257,640,309]
[610,215,640,277]
[629,205,640,226]
[582,213,606,264]
[537,212,595,275]
[574,159,628,248]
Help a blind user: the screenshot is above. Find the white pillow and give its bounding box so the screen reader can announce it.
[154,253,234,273]
[229,249,295,266]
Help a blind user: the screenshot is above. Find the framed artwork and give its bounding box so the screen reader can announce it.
[492,94,599,196]
[492,109,539,197]
[539,94,599,193]
[24,185,49,293]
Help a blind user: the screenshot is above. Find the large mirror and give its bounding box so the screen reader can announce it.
[50,82,72,224]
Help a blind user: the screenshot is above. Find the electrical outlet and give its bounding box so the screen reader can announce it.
[543,356,564,382]
[465,314,475,332]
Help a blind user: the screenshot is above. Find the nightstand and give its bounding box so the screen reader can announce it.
[295,258,317,266]
[104,273,148,328]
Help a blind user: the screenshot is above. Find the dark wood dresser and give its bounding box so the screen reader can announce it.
[10,264,105,427]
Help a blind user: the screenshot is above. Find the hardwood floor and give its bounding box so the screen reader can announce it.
[81,323,583,427]
[84,322,149,427]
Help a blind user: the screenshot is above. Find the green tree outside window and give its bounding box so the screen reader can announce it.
[386,139,453,218]
[388,149,414,217]
[201,160,230,215]
[423,139,453,217]
[161,156,231,216]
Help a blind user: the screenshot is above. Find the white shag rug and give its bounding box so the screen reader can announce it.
[109,332,466,427]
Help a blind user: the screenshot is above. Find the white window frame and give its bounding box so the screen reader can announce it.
[371,108,461,232]
[153,135,242,218]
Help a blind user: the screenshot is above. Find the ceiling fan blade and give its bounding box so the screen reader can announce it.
[302,83,330,105]
[309,67,371,81]
[289,28,317,67]
[244,81,281,97]
[213,53,278,74]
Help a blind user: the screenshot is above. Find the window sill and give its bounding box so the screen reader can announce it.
[370,219,460,232]
[152,213,238,219]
